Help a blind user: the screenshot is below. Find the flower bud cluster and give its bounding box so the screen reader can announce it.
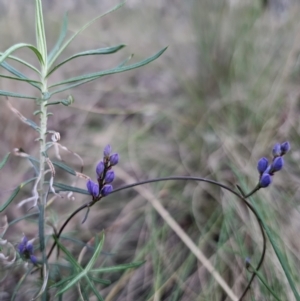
[86,145,119,201]
[17,236,37,265]
[257,141,290,188]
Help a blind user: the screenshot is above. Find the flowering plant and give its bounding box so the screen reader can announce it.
[0,1,296,301]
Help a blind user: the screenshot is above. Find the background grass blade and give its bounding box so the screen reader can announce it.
[0,152,10,170]
[0,178,37,212]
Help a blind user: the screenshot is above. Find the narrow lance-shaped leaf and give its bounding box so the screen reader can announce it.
[91,261,145,273]
[48,13,68,64]
[0,90,36,100]
[0,54,41,75]
[89,276,111,285]
[35,0,47,62]
[47,44,126,77]
[53,235,82,268]
[0,43,43,65]
[0,153,10,170]
[48,2,125,68]
[50,46,168,89]
[1,61,39,89]
[26,155,76,176]
[51,161,76,176]
[85,234,105,271]
[117,54,134,68]
[0,74,41,85]
[56,234,105,296]
[50,77,99,96]
[85,276,104,301]
[0,178,37,212]
[53,182,89,195]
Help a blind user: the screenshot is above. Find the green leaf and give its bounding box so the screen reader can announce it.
[55,234,105,296]
[88,276,111,285]
[85,234,104,271]
[0,90,36,99]
[0,43,43,65]
[0,62,41,90]
[50,77,98,96]
[48,13,68,64]
[0,74,41,84]
[51,161,76,176]
[85,276,104,301]
[0,186,21,212]
[53,235,82,268]
[116,54,134,68]
[0,178,36,212]
[53,182,89,195]
[50,274,76,288]
[49,47,168,88]
[0,152,10,170]
[47,45,126,77]
[91,261,145,273]
[0,54,41,74]
[24,119,40,132]
[35,0,47,63]
[48,2,125,68]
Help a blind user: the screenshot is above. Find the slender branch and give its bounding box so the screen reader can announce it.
[46,202,91,260]
[49,175,266,300]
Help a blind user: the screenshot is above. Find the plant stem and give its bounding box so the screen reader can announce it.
[38,67,48,280]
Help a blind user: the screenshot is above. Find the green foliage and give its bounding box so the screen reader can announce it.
[0,0,166,299]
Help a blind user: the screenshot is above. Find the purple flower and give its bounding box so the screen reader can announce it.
[18,236,28,254]
[30,255,37,265]
[280,141,290,155]
[257,157,268,174]
[259,173,272,188]
[86,179,99,197]
[105,170,115,184]
[103,145,112,158]
[270,156,284,173]
[109,153,119,166]
[96,161,105,177]
[18,236,36,264]
[272,143,281,157]
[101,184,113,196]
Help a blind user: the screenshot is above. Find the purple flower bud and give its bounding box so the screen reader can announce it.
[280,141,290,155]
[96,161,105,177]
[109,153,119,166]
[270,156,284,173]
[245,257,251,268]
[18,236,28,254]
[259,173,272,188]
[105,170,115,184]
[257,157,268,174]
[26,242,34,254]
[272,143,281,157]
[86,179,99,197]
[103,145,112,157]
[30,255,37,265]
[101,184,113,196]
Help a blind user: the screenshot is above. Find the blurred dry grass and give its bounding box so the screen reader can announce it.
[1,0,300,300]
